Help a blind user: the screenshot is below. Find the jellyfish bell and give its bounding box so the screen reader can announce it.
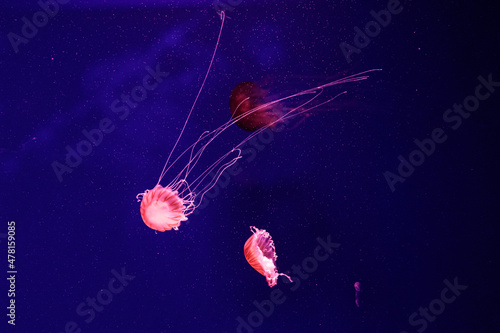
[243,226,292,287]
[229,81,284,132]
[138,185,190,232]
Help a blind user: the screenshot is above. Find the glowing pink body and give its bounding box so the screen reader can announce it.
[354,281,361,307]
[139,185,188,231]
[243,226,292,287]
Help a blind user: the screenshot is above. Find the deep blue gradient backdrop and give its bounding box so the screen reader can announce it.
[1,1,499,332]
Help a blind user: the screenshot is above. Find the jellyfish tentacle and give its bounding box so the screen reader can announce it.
[158,11,226,184]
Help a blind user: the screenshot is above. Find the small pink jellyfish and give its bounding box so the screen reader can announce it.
[354,281,361,307]
[243,226,292,287]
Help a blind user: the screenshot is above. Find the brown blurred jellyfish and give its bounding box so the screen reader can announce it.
[244,226,292,287]
[230,81,283,132]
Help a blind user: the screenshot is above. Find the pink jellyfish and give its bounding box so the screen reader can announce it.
[354,281,361,307]
[137,11,380,232]
[139,185,188,231]
[243,226,292,287]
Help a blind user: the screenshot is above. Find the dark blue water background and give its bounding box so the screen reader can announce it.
[0,1,499,332]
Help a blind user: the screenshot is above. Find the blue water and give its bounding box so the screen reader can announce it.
[1,1,499,332]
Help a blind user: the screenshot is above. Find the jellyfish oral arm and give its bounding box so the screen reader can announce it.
[260,255,293,287]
